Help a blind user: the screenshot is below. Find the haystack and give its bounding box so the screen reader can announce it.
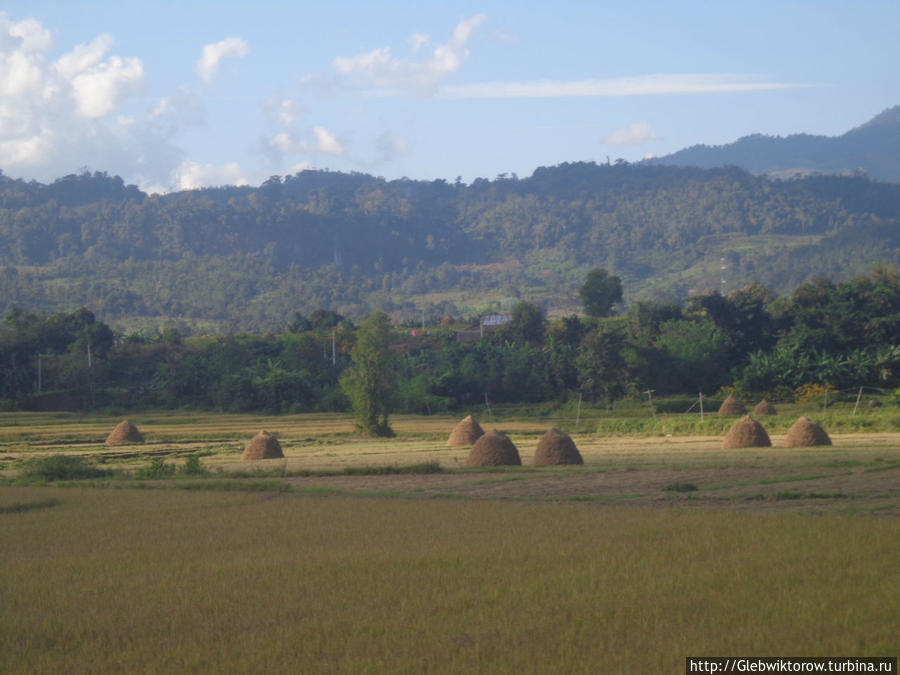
[753,399,777,416]
[533,428,583,466]
[717,394,747,416]
[448,415,485,446]
[723,415,771,448]
[784,416,831,447]
[106,420,144,445]
[242,430,284,460]
[466,430,522,467]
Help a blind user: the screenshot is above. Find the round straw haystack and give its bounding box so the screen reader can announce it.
[718,394,748,416]
[466,430,522,467]
[784,416,831,447]
[448,415,485,446]
[242,430,284,460]
[533,428,584,466]
[723,415,771,448]
[753,399,777,416]
[106,420,144,445]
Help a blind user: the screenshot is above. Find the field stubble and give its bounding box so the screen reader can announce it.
[1,412,899,514]
[1,411,899,672]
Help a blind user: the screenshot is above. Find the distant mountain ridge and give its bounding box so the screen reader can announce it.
[646,106,900,182]
[1,162,899,331]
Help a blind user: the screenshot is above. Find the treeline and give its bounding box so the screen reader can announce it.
[2,269,898,413]
[2,164,900,329]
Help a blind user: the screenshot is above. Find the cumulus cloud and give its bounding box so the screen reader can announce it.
[605,122,659,146]
[8,17,51,52]
[260,125,344,170]
[0,15,152,174]
[196,37,249,83]
[70,54,143,118]
[263,96,303,127]
[0,13,205,191]
[54,33,113,79]
[275,98,300,125]
[269,132,294,153]
[333,14,485,95]
[175,160,249,190]
[311,126,344,155]
[441,73,798,99]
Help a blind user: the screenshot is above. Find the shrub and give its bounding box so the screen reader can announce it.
[136,457,176,479]
[21,455,111,481]
[179,455,208,476]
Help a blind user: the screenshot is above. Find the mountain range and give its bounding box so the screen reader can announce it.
[646,106,900,182]
[1,106,900,333]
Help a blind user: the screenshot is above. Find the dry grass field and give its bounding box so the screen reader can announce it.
[1,410,898,514]
[1,410,898,672]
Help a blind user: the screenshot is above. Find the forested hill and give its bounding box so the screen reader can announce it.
[646,106,900,182]
[1,162,900,332]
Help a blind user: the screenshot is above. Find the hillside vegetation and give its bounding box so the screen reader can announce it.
[1,162,900,331]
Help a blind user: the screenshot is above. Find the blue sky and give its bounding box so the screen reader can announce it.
[1,1,897,192]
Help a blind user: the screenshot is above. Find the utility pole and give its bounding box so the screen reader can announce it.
[644,389,656,417]
[853,386,863,416]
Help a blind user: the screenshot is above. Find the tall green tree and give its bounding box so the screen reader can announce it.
[340,312,396,436]
[499,301,546,345]
[576,325,631,405]
[579,268,623,317]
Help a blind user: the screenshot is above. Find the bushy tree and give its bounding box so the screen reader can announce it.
[576,325,631,404]
[498,301,545,345]
[579,268,623,317]
[340,312,396,436]
[653,318,731,394]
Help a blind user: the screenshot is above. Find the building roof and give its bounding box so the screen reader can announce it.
[481,314,512,326]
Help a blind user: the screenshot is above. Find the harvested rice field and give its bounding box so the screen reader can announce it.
[1,411,898,514]
[1,411,898,672]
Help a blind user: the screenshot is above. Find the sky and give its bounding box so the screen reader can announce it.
[1,1,898,193]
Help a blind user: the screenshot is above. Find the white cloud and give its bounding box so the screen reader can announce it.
[275,98,300,126]
[312,126,344,155]
[175,160,249,190]
[269,132,294,152]
[606,122,659,146]
[196,37,249,83]
[70,54,143,118]
[0,48,44,97]
[333,14,486,95]
[0,14,191,190]
[54,34,113,79]
[440,73,798,99]
[8,17,51,52]
[408,32,429,53]
[263,96,302,127]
